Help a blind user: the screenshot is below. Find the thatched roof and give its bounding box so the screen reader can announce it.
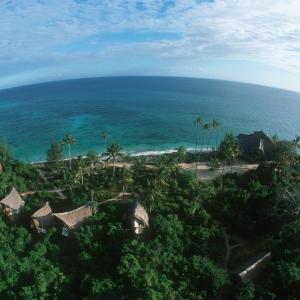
[53,202,93,230]
[31,202,55,230]
[0,187,24,210]
[31,202,52,218]
[237,131,274,157]
[132,201,149,227]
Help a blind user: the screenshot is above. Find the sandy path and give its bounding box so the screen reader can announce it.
[178,160,258,181]
[102,159,258,182]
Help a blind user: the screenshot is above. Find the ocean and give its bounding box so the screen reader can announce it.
[0,76,300,162]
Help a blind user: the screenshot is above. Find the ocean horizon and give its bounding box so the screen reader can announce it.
[0,76,300,162]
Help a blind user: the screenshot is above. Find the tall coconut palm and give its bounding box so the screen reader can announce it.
[106,142,122,177]
[203,123,212,150]
[0,140,12,173]
[101,132,109,150]
[75,155,89,185]
[119,167,133,193]
[61,134,76,170]
[212,119,221,150]
[176,145,187,163]
[194,115,202,176]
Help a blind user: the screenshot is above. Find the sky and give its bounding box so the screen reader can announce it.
[1,0,300,92]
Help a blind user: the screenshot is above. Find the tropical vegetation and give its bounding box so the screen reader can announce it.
[0,127,299,299]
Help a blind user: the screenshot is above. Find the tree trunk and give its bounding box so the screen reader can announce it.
[80,169,83,185]
[113,158,115,177]
[0,163,2,173]
[195,134,198,177]
[68,144,72,170]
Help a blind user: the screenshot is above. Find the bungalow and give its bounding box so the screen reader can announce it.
[232,252,271,283]
[53,202,93,237]
[0,187,25,220]
[237,131,275,160]
[31,202,55,234]
[130,201,149,234]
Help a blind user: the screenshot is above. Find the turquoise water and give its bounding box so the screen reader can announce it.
[0,76,300,162]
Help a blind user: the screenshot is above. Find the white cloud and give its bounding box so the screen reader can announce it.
[0,0,300,86]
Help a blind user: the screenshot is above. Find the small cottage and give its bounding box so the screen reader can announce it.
[31,202,55,233]
[237,131,275,160]
[0,187,25,220]
[53,202,93,237]
[130,201,149,234]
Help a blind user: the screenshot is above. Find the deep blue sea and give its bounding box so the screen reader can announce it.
[0,76,300,162]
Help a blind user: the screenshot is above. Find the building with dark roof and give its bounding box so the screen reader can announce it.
[237,131,275,160]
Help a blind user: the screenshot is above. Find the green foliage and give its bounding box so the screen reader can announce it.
[219,133,240,164]
[106,142,123,177]
[273,140,297,169]
[209,157,221,170]
[233,280,255,300]
[47,138,63,162]
[176,145,187,162]
[86,150,98,164]
[0,139,12,169]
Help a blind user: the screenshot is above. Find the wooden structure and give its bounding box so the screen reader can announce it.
[130,201,149,234]
[237,131,275,160]
[0,187,24,220]
[53,202,93,237]
[31,202,55,234]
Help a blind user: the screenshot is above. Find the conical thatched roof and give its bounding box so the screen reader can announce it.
[53,202,93,230]
[31,202,52,218]
[0,187,24,210]
[132,201,149,227]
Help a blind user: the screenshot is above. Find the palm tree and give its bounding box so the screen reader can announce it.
[119,167,133,193]
[176,145,187,163]
[219,133,240,172]
[75,155,89,185]
[146,179,164,213]
[90,187,104,202]
[212,119,221,150]
[194,115,202,176]
[293,136,300,150]
[61,134,76,170]
[106,142,122,177]
[203,123,211,150]
[101,132,109,150]
[0,140,12,173]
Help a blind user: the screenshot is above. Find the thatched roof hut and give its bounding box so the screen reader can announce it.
[232,252,271,283]
[237,131,274,159]
[31,202,55,233]
[0,187,24,219]
[53,202,93,236]
[130,201,149,234]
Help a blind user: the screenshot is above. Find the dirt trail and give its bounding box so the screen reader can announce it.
[104,160,258,182]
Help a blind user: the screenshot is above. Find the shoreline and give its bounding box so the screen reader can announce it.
[29,147,214,165]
